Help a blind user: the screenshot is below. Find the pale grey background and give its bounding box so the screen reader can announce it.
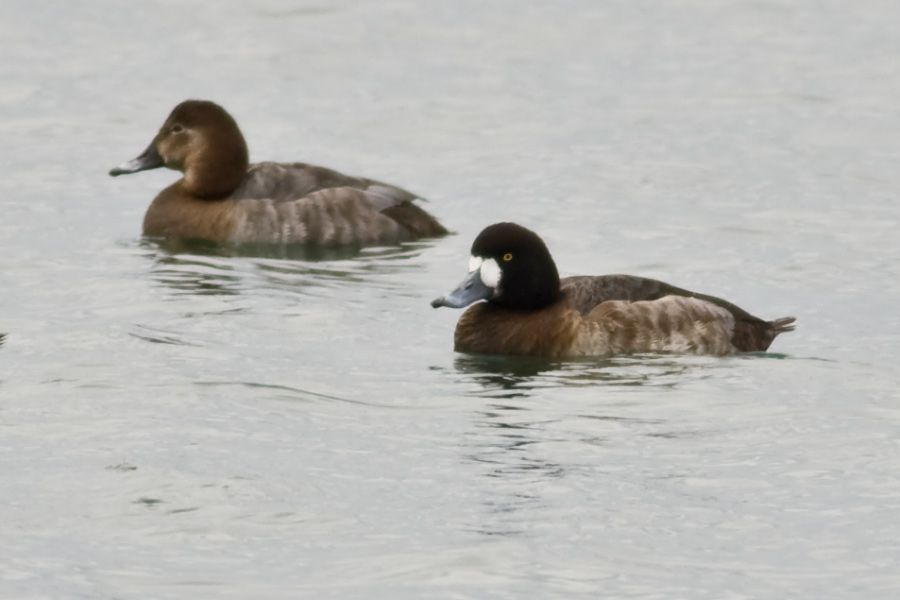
[1,1,899,598]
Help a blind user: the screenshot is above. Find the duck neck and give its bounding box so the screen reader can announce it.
[182,137,249,199]
[496,261,561,311]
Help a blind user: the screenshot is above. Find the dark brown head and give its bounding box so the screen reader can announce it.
[109,99,250,198]
[431,222,561,311]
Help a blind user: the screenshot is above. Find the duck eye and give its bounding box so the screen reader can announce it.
[170,124,184,134]
[502,252,513,262]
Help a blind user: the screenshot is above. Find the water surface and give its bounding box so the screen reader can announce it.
[2,1,900,598]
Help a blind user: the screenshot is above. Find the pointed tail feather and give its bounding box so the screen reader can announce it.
[381,202,448,239]
[733,315,796,352]
[770,316,796,335]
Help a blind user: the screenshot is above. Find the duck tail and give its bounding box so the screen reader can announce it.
[770,316,797,336]
[732,315,796,352]
[761,316,796,351]
[381,202,449,238]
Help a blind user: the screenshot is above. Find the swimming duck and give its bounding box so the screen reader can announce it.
[109,100,447,246]
[431,223,796,357]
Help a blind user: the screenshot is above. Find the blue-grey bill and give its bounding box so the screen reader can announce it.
[109,143,164,176]
[431,269,493,309]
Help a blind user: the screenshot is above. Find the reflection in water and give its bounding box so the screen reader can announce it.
[150,236,393,261]
[0,333,5,347]
[251,242,430,291]
[453,351,812,537]
[150,253,244,296]
[451,353,722,537]
[136,238,436,298]
[147,236,438,263]
[452,354,563,398]
[463,400,565,536]
[452,353,705,399]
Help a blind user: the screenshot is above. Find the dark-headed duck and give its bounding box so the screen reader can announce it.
[431,223,796,358]
[110,100,447,246]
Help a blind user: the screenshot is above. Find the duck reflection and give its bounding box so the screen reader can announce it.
[149,252,244,296]
[0,333,6,347]
[453,353,699,398]
[147,235,439,262]
[137,237,436,298]
[149,236,419,261]
[453,354,707,537]
[462,399,564,536]
[452,354,562,398]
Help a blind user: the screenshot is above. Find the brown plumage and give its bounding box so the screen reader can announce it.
[110,99,447,246]
[432,223,796,358]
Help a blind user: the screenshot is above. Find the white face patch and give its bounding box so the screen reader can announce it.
[468,255,483,273]
[479,258,501,289]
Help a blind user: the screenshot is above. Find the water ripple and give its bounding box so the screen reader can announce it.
[192,380,416,410]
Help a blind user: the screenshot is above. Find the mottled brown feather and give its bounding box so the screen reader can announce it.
[454,301,583,358]
[560,275,793,352]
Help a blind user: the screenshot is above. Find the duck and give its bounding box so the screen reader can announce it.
[109,99,448,246]
[431,222,796,358]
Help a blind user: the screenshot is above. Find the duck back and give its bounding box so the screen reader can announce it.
[235,162,410,202]
[561,275,794,352]
[231,162,447,241]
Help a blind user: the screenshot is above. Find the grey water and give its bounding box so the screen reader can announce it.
[2,1,900,598]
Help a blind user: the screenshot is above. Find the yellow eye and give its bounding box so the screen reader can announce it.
[502,252,513,262]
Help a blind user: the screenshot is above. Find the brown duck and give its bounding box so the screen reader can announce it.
[109,100,447,246]
[431,223,796,358]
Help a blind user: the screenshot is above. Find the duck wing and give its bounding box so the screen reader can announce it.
[564,275,795,352]
[234,162,446,238]
[236,162,418,205]
[227,187,405,246]
[584,295,739,356]
[562,275,762,322]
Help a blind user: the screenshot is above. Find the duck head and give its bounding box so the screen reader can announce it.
[431,222,561,310]
[109,99,249,198]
